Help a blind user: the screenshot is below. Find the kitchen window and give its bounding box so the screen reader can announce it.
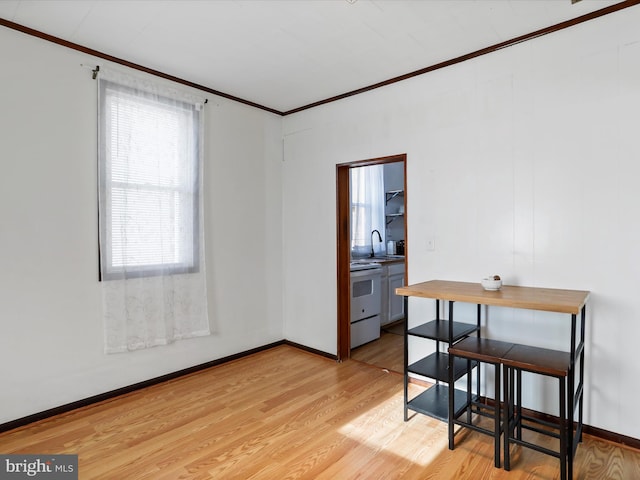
[350,164,385,257]
[98,78,202,280]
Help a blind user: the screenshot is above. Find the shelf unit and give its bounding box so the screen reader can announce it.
[385,190,404,225]
[403,299,481,422]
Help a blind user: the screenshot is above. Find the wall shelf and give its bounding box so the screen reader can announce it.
[385,189,404,205]
[385,213,403,225]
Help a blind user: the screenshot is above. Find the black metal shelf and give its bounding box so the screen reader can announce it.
[403,299,482,424]
[407,319,479,343]
[408,352,476,383]
[407,384,476,422]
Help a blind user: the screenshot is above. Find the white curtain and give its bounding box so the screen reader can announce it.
[350,165,386,257]
[98,68,210,353]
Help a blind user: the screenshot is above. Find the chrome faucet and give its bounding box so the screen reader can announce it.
[370,229,382,257]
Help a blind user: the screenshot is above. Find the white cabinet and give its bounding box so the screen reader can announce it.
[387,263,405,322]
[380,262,405,326]
[381,268,389,325]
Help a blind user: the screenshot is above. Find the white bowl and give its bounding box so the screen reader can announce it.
[481,278,502,291]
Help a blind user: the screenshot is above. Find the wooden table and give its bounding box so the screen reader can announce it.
[397,280,589,477]
[396,280,589,314]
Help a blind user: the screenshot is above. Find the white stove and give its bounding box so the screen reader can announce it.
[350,262,382,348]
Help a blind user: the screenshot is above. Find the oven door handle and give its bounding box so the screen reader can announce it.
[350,268,382,279]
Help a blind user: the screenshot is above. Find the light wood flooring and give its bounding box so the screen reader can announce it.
[1,345,639,479]
[350,329,404,374]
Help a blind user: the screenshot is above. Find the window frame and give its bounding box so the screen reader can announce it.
[98,79,202,281]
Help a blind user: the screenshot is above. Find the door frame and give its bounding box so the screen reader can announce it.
[336,153,407,361]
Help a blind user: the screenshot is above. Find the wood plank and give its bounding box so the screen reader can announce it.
[0,345,637,479]
[350,331,403,373]
[396,280,590,314]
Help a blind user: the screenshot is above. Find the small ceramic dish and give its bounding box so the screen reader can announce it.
[481,277,502,291]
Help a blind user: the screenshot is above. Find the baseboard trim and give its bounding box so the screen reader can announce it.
[283,340,338,361]
[0,340,287,434]
[408,377,433,388]
[583,424,640,450]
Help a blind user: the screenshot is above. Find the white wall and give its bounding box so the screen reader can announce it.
[0,27,283,424]
[282,6,640,439]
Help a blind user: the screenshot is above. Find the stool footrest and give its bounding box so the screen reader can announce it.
[455,401,500,422]
[508,437,562,460]
[453,419,504,438]
[515,415,562,440]
[468,400,497,416]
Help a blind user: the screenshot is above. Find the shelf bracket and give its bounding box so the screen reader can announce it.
[385,190,403,205]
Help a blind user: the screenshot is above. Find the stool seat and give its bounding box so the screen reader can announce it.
[449,337,514,363]
[501,344,570,377]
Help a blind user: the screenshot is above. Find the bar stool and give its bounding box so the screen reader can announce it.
[448,337,514,468]
[501,344,572,480]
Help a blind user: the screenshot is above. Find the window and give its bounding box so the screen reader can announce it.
[350,165,385,257]
[98,79,202,279]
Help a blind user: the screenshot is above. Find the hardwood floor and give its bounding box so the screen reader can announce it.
[350,330,404,373]
[1,345,639,479]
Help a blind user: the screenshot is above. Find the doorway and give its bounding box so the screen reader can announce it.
[336,154,407,369]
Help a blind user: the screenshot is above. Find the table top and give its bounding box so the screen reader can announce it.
[396,280,589,315]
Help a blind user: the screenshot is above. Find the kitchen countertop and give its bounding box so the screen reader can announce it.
[351,256,405,265]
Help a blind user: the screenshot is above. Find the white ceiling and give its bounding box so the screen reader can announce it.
[0,0,626,113]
